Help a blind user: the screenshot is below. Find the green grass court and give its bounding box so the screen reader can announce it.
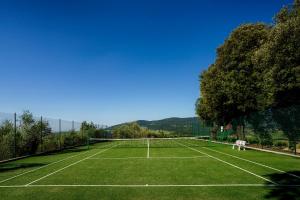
[0,138,300,200]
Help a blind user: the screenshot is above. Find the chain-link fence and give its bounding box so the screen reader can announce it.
[0,111,105,161]
[215,105,300,154]
[153,117,211,137]
[109,117,212,138]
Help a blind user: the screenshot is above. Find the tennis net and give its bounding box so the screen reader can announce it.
[88,136,211,149]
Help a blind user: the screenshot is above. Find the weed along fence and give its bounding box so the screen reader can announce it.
[0,111,106,162]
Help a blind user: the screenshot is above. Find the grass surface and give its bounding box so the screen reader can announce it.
[0,139,299,200]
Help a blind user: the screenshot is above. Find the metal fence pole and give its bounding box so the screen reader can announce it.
[81,122,83,144]
[14,112,17,158]
[40,116,43,152]
[72,120,74,132]
[59,119,62,150]
[192,120,195,136]
[191,120,193,136]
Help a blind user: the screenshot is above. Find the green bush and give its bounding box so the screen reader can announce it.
[226,137,237,143]
[246,136,259,144]
[63,132,80,148]
[0,111,97,161]
[273,140,288,148]
[0,135,14,160]
[261,138,273,147]
[0,121,15,160]
[42,135,60,152]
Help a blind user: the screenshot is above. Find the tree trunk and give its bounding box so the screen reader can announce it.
[258,137,263,149]
[236,125,241,140]
[210,122,217,140]
[242,125,245,140]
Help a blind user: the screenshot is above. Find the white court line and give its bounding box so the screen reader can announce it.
[87,156,208,160]
[149,156,208,159]
[0,148,94,184]
[188,139,300,178]
[0,184,300,188]
[175,141,276,184]
[202,147,300,180]
[147,139,150,159]
[25,144,119,186]
[88,157,146,160]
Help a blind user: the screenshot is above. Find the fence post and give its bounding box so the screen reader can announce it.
[191,119,193,136]
[72,120,74,132]
[14,112,17,158]
[87,127,89,150]
[59,119,62,150]
[40,116,43,152]
[81,122,84,144]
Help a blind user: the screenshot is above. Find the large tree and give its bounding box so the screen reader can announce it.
[215,24,270,119]
[197,0,300,153]
[255,0,300,108]
[255,1,300,153]
[197,64,228,124]
[197,24,270,139]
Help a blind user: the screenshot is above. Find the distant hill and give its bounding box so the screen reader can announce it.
[109,117,210,136]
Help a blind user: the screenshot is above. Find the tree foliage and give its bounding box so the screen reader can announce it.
[20,111,52,154]
[197,24,270,124]
[81,121,109,139]
[113,122,143,138]
[262,1,300,152]
[112,122,174,138]
[196,0,300,152]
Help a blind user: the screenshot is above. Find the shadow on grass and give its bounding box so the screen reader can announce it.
[265,171,300,200]
[0,163,46,172]
[44,147,88,156]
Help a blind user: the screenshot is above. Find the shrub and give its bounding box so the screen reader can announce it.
[42,135,60,152]
[273,140,288,148]
[246,136,259,144]
[260,137,273,147]
[0,135,14,160]
[226,137,237,143]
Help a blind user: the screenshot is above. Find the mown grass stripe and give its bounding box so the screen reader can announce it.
[25,144,118,186]
[202,146,300,179]
[0,184,300,188]
[175,141,276,185]
[0,149,92,184]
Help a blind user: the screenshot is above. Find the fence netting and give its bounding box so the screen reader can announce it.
[0,111,104,161]
[108,118,211,139]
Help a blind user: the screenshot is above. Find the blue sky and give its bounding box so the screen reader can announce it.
[0,0,292,125]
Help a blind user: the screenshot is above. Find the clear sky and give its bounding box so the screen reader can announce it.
[0,0,292,125]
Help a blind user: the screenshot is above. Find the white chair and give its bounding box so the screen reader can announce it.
[232,140,246,151]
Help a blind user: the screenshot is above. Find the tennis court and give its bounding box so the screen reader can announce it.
[0,138,300,200]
